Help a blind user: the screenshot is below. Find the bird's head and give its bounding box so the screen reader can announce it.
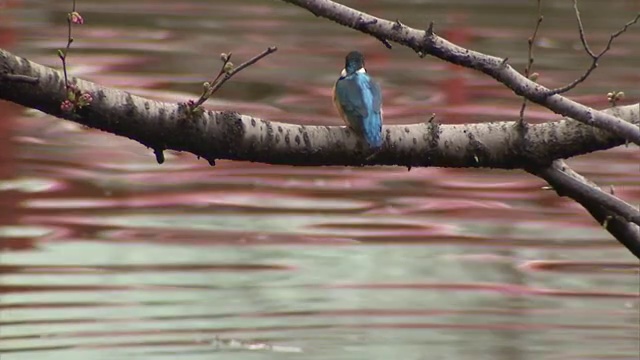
[341,51,366,77]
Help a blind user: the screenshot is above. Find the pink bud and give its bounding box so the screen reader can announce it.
[70,11,84,25]
[60,100,74,112]
[79,93,93,103]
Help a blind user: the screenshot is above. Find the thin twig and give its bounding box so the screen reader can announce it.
[192,52,234,107]
[207,47,278,98]
[518,0,543,124]
[546,1,640,96]
[193,46,278,107]
[59,0,77,89]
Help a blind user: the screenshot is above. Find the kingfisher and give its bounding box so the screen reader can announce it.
[333,51,383,149]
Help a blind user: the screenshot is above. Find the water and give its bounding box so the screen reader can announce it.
[1,0,639,359]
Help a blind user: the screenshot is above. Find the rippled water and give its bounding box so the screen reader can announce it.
[1,0,639,359]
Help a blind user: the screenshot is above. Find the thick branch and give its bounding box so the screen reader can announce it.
[528,161,640,259]
[0,48,639,169]
[281,0,640,145]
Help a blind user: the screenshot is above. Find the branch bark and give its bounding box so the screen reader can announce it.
[527,161,640,259]
[1,49,638,169]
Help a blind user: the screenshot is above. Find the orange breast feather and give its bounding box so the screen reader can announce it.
[332,81,351,129]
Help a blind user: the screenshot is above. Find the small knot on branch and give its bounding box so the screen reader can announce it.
[154,148,165,164]
[354,16,392,49]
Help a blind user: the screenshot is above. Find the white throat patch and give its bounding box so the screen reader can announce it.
[340,67,366,77]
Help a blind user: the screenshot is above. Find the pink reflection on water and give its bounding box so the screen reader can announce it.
[380,198,512,214]
[327,282,639,299]
[0,263,295,275]
[0,321,633,345]
[101,230,360,246]
[519,261,640,275]
[23,191,374,212]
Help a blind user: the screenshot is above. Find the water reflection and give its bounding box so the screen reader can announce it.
[1,0,639,359]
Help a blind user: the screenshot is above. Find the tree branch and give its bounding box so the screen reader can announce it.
[528,161,640,259]
[518,0,543,124]
[1,48,639,169]
[281,0,640,145]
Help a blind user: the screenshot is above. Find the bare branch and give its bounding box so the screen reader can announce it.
[1,48,639,170]
[573,0,595,57]
[546,2,640,96]
[208,47,278,97]
[524,1,543,79]
[518,0,543,124]
[193,46,278,108]
[58,0,79,89]
[528,161,640,259]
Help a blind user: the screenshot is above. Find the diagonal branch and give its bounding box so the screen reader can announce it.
[528,161,640,259]
[281,0,640,145]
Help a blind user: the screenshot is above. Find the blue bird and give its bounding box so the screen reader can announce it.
[333,51,383,149]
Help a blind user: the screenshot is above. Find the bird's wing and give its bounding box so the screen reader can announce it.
[368,79,382,116]
[334,75,370,131]
[361,76,383,148]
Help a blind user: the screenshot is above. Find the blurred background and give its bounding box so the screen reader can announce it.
[0,0,639,359]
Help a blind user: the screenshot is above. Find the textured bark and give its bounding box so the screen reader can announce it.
[528,161,640,259]
[1,49,638,169]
